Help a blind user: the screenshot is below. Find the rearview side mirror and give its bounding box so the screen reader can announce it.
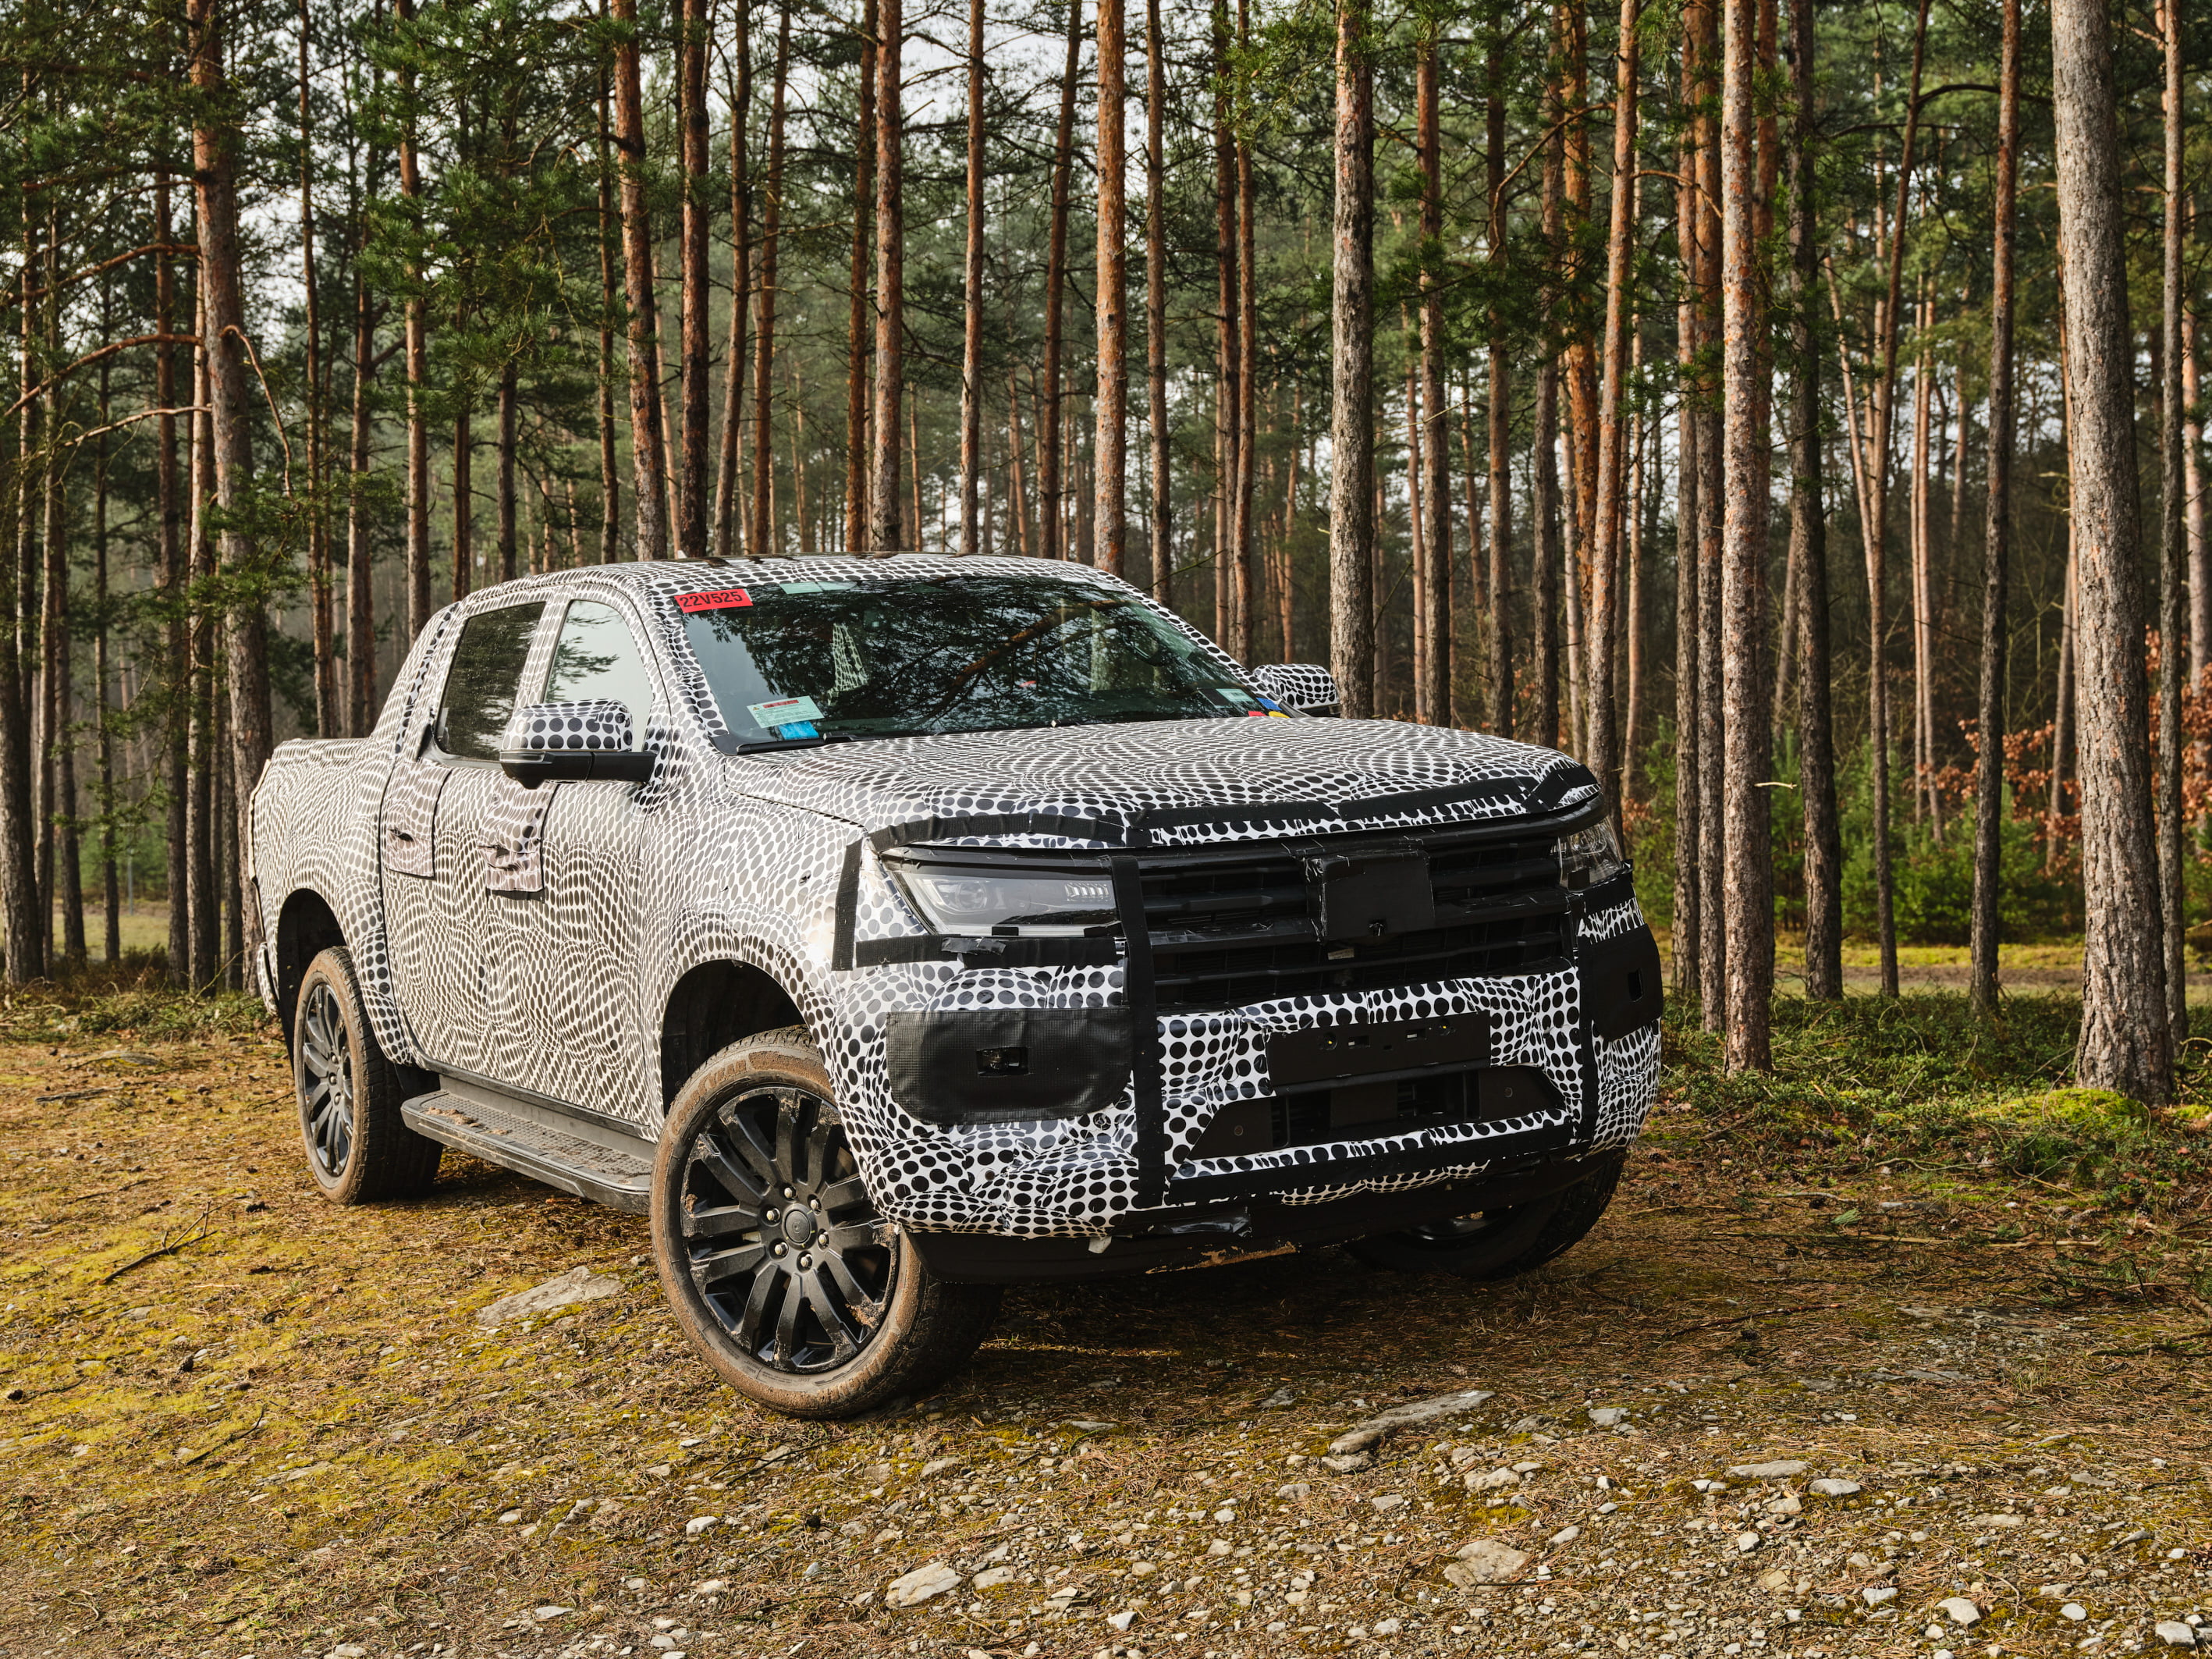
[1248,663,1342,716]
[498,700,655,788]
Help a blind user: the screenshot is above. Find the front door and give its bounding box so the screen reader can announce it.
[496,595,662,1123]
[378,599,548,1071]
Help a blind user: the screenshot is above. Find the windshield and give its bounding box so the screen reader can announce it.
[676,574,1289,744]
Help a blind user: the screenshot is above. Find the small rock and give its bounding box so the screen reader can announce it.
[1106,1611,1138,1632]
[972,1568,1014,1590]
[1973,1513,2026,1528]
[1729,1532,1759,1553]
[1275,1482,1311,1500]
[1727,1460,1808,1480]
[1206,1539,1233,1556]
[1373,1618,1403,1635]
[921,1456,963,1477]
[1259,1387,1296,1409]
[1809,1479,1862,1497]
[693,1579,728,1595]
[497,1510,524,1525]
[1372,1495,1408,1512]
[1329,1427,1383,1456]
[1588,1407,1629,1427]
[534,1605,573,1619]
[1766,1494,1802,1516]
[1549,1525,1581,1545]
[884,1561,964,1609]
[1756,1568,1793,1593]
[1937,1597,1982,1627]
[1465,1466,1521,1493]
[2155,1620,2198,1647]
[1443,1539,1532,1586]
[475,1265,620,1327]
[1322,1452,1372,1474]
[683,1515,718,1536]
[2062,1604,2089,1622]
[1862,1587,1898,1606]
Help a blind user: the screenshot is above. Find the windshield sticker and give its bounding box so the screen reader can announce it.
[676,588,752,613]
[1214,687,1259,707]
[747,695,825,729]
[773,581,855,595]
[1245,708,1292,717]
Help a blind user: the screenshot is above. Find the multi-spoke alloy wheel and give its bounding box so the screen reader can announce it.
[678,1085,895,1372]
[290,945,442,1205]
[651,1027,1001,1418]
[1345,1153,1624,1281]
[298,981,357,1181]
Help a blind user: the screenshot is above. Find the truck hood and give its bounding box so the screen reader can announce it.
[722,715,1597,848]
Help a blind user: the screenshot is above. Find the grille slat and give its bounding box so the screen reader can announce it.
[1140,830,1568,1011]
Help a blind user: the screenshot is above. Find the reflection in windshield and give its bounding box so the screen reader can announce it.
[677,575,1281,742]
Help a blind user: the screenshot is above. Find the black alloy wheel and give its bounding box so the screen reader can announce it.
[676,1085,897,1373]
[297,979,357,1181]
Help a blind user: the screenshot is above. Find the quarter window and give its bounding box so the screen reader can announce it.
[542,599,656,737]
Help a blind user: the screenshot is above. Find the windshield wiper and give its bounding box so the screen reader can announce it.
[730,730,861,755]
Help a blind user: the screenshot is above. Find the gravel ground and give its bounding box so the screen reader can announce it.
[3,1029,2210,1659]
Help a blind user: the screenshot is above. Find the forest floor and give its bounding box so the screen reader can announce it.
[2,984,2210,1659]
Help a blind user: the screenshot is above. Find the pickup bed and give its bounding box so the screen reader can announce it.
[251,555,1661,1416]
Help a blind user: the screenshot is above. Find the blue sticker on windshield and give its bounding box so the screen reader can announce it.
[773,720,820,740]
[748,695,825,728]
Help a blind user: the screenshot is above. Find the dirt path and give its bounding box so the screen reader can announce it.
[2,1033,2208,1659]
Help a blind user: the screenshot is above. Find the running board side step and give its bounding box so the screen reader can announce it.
[401,1090,654,1213]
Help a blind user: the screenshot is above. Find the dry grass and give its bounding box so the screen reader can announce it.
[2,990,2210,1659]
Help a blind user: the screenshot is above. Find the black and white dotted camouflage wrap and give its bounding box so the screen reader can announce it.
[250,557,1660,1239]
[509,699,636,753]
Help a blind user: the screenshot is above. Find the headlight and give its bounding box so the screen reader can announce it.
[1554,821,1625,891]
[883,855,1119,936]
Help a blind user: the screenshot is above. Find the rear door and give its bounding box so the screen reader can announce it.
[378,599,549,1070]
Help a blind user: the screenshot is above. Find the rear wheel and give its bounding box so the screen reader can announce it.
[1345,1156,1622,1281]
[292,945,442,1204]
[649,1027,1000,1418]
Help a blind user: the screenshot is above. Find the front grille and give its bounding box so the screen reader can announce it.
[1139,829,1569,1011]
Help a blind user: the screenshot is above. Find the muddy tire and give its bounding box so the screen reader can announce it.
[649,1026,1001,1419]
[293,945,443,1204]
[1344,1154,1623,1281]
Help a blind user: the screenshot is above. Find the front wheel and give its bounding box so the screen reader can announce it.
[1344,1155,1623,1281]
[648,1026,1001,1419]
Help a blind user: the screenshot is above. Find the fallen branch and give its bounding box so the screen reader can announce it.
[1660,1303,1842,1341]
[101,1208,213,1284]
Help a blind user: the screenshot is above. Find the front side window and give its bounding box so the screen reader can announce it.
[542,599,657,737]
[435,602,545,759]
[676,575,1281,745]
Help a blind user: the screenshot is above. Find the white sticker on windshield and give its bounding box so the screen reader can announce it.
[747,695,825,728]
[1214,687,1259,707]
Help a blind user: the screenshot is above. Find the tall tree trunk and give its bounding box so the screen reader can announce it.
[1040,0,1081,561]
[2157,0,2187,1043]
[1533,364,1562,748]
[398,0,433,636]
[189,305,218,991]
[1970,0,2018,1017]
[2048,532,2075,867]
[346,258,378,733]
[714,5,753,557]
[2187,301,2209,698]
[451,396,473,599]
[1672,107,1702,997]
[1008,369,1033,556]
[2050,0,2172,1102]
[611,0,670,560]
[751,0,793,559]
[1720,0,1771,1071]
[595,31,620,564]
[1416,21,1448,725]
[844,0,873,553]
[1145,0,1172,603]
[1624,329,1646,794]
[1327,0,1375,716]
[190,0,275,979]
[42,290,80,966]
[155,174,189,982]
[960,0,986,556]
[1483,22,1513,735]
[1227,0,1255,642]
[1097,0,1130,579]
[1788,0,1841,1001]
[94,339,117,964]
[868,0,906,550]
[299,0,335,737]
[676,0,709,555]
[1586,0,1639,816]
[1692,0,1726,1028]
[496,366,519,582]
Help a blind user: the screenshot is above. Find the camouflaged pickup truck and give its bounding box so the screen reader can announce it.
[250,554,1662,1416]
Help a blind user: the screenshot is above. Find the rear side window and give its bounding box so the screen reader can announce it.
[542,599,656,737]
[435,602,545,759]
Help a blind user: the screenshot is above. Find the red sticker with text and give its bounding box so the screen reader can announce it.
[676,588,752,613]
